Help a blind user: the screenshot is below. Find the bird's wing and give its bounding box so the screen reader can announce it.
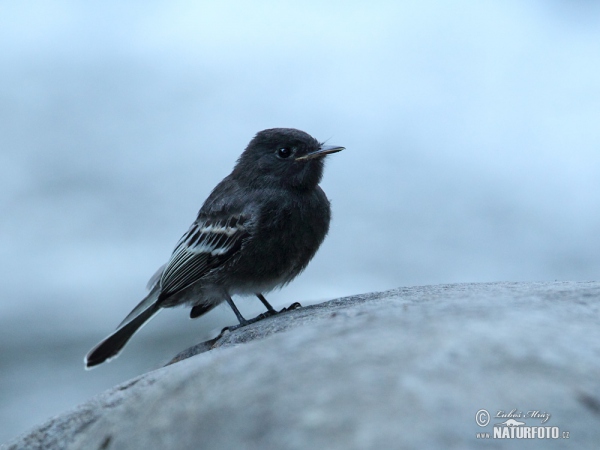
[158,214,250,298]
[146,263,166,290]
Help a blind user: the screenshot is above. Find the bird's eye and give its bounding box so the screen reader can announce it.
[277,147,293,159]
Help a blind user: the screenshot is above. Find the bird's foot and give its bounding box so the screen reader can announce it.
[279,301,302,313]
[222,302,302,333]
[222,312,269,333]
[247,301,302,322]
[252,301,303,319]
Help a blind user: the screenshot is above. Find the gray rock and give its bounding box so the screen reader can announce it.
[4,282,600,449]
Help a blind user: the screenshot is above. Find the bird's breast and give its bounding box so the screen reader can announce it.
[231,189,331,287]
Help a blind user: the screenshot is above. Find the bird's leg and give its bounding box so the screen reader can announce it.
[256,293,277,314]
[225,294,248,326]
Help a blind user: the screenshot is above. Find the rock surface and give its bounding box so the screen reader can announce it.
[3,282,600,449]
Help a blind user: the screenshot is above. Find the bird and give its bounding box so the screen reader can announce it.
[85,128,344,368]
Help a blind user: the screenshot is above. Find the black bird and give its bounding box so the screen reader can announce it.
[85,128,344,368]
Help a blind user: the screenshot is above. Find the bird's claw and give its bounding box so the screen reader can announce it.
[279,302,302,312]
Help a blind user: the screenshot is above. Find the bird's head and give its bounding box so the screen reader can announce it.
[233,128,344,191]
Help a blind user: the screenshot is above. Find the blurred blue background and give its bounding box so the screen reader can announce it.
[1,0,599,443]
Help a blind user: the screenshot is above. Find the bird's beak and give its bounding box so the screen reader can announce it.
[295,144,345,161]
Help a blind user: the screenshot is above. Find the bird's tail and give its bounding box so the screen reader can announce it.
[85,288,161,369]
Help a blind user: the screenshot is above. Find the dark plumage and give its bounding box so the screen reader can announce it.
[85,128,344,368]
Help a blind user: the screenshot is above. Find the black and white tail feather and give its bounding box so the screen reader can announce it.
[84,215,249,369]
